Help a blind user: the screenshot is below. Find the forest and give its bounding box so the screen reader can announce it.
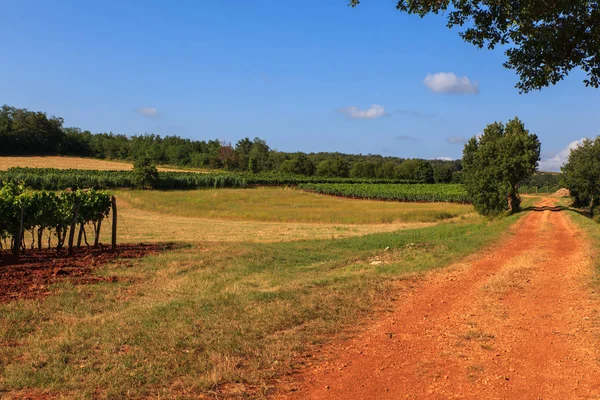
[0,105,462,183]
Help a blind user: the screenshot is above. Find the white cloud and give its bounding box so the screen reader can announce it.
[538,139,586,172]
[423,72,479,94]
[338,104,388,120]
[135,107,159,117]
[436,157,454,161]
[447,136,467,144]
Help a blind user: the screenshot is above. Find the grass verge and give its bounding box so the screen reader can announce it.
[1,213,521,399]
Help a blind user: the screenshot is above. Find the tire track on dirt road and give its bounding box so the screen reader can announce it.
[278,198,600,399]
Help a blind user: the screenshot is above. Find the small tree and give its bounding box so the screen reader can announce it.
[561,138,600,214]
[133,155,159,189]
[462,118,540,216]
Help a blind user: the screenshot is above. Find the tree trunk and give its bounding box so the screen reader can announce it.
[77,223,84,248]
[94,219,102,247]
[68,203,80,256]
[12,207,24,260]
[82,225,90,246]
[37,228,43,250]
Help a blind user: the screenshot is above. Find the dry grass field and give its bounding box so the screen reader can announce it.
[118,187,473,224]
[0,156,205,173]
[101,198,440,243]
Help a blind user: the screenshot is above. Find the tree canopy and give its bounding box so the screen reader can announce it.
[0,104,461,182]
[462,118,540,216]
[350,0,600,93]
[561,138,600,214]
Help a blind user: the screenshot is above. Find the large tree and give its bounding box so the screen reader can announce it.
[561,138,600,213]
[462,118,540,215]
[350,0,600,93]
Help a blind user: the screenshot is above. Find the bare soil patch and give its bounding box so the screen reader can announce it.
[278,197,600,399]
[0,244,175,303]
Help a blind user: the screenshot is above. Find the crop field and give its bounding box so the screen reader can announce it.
[300,183,469,203]
[0,156,204,173]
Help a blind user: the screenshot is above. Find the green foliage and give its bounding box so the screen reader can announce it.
[133,156,159,189]
[299,183,469,203]
[0,105,65,154]
[561,138,600,214]
[1,104,462,178]
[0,183,112,253]
[350,1,600,93]
[462,118,540,216]
[0,168,247,190]
[0,168,425,190]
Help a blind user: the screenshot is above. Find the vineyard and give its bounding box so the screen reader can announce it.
[0,168,246,190]
[0,168,421,190]
[0,182,114,259]
[299,183,470,203]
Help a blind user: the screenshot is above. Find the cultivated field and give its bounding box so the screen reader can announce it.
[0,156,204,173]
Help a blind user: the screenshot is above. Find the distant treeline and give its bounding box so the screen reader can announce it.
[0,105,462,183]
[521,172,562,187]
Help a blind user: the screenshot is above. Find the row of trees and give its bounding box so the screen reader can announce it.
[0,105,462,183]
[0,182,113,258]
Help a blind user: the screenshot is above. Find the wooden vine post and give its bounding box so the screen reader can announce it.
[111,196,117,252]
[68,202,80,256]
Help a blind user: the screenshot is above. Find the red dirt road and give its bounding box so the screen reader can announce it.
[280,198,600,399]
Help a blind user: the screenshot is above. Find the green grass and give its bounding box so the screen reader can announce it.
[117,187,473,224]
[562,201,600,280]
[0,211,522,399]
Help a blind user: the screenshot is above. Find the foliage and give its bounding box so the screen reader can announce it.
[350,0,600,93]
[0,183,112,254]
[0,105,65,154]
[0,168,429,190]
[133,155,159,188]
[0,168,247,190]
[1,105,461,181]
[561,137,600,213]
[299,183,469,203]
[462,118,540,216]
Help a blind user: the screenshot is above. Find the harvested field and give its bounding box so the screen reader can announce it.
[0,156,204,173]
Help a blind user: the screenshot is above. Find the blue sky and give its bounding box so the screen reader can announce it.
[2,0,599,170]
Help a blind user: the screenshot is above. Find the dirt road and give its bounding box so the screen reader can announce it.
[280,198,600,399]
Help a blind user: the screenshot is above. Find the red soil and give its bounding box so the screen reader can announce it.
[278,198,600,399]
[0,244,174,303]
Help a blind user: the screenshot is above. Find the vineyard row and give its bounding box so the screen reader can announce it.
[0,182,115,259]
[298,183,470,203]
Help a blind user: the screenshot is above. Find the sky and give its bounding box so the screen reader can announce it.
[1,1,599,171]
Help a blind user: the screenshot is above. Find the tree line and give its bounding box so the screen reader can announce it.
[0,105,462,183]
